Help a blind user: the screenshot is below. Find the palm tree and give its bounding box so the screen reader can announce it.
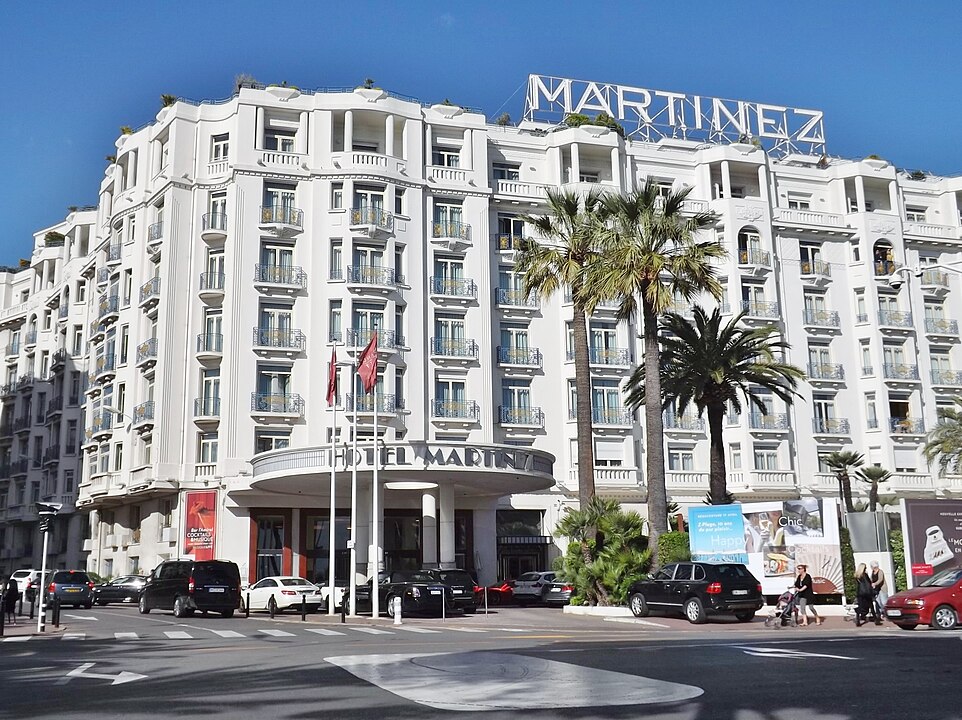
[516,187,606,508]
[626,307,804,505]
[924,399,962,476]
[585,180,723,550]
[854,466,891,512]
[825,450,864,514]
[555,496,620,604]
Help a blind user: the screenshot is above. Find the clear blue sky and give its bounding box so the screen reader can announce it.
[1,1,960,260]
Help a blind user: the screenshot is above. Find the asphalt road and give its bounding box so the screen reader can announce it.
[0,605,956,719]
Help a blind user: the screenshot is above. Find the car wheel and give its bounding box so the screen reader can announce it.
[221,609,234,619]
[487,593,502,608]
[932,604,958,630]
[684,597,707,624]
[173,595,189,618]
[83,602,93,610]
[464,606,477,614]
[896,623,918,630]
[735,611,755,622]
[385,595,398,618]
[138,595,150,614]
[267,596,278,615]
[628,592,649,618]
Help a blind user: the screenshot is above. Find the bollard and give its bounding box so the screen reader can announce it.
[28,596,35,620]
[53,596,61,629]
[442,593,446,623]
[392,596,402,626]
[1,600,5,637]
[484,586,489,616]
[39,596,45,633]
[245,592,250,619]
[17,594,22,617]
[300,594,307,622]
[340,599,346,624]
[269,595,276,619]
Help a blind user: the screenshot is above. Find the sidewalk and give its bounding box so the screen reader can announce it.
[0,614,67,639]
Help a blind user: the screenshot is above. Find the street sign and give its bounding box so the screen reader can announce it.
[66,663,146,685]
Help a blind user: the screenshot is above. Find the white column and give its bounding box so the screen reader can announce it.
[421,491,438,568]
[255,107,265,150]
[385,114,395,157]
[128,150,137,188]
[721,160,732,199]
[344,110,354,154]
[151,140,161,177]
[570,143,580,185]
[297,111,308,154]
[438,484,456,568]
[757,164,769,204]
[401,117,409,161]
[855,175,866,212]
[425,123,433,165]
[474,506,497,585]
[610,147,621,188]
[888,180,899,214]
[463,128,473,169]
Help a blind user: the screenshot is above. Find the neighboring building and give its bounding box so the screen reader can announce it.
[2,78,962,585]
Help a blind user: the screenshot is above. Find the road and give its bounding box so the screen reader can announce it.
[0,605,955,719]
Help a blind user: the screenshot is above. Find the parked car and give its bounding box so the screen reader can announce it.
[10,569,40,603]
[244,576,324,613]
[138,560,241,618]
[423,568,478,613]
[93,575,147,605]
[884,567,962,630]
[351,570,454,617]
[512,571,556,605]
[627,562,764,624]
[46,570,94,609]
[543,579,574,607]
[476,581,514,607]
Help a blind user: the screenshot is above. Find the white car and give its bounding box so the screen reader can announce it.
[243,576,324,613]
[10,569,41,601]
[513,571,556,605]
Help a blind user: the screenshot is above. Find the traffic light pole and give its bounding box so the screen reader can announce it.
[36,518,50,634]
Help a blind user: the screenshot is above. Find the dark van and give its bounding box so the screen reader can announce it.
[138,560,241,618]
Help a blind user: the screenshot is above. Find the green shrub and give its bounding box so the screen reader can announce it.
[889,529,905,591]
[657,531,691,567]
[840,527,856,600]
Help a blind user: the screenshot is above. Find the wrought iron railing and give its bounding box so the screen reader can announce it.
[495,288,539,307]
[254,264,307,287]
[193,397,221,417]
[252,327,306,351]
[260,205,303,228]
[749,413,789,430]
[350,206,394,231]
[812,417,850,434]
[346,265,401,286]
[429,338,478,358]
[498,346,543,366]
[802,309,840,327]
[432,221,470,241]
[499,406,545,426]
[250,393,305,415]
[429,276,477,298]
[807,363,844,380]
[882,363,919,380]
[430,400,479,420]
[197,333,224,353]
[203,212,228,233]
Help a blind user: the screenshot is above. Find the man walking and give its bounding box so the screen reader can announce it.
[870,560,887,618]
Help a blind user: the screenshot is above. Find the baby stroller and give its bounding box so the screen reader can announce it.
[764,586,800,628]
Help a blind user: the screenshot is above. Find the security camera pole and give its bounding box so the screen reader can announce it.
[36,502,62,633]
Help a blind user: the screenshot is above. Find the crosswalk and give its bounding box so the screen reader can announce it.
[2,625,540,643]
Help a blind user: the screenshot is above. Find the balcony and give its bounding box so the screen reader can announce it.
[924,317,960,339]
[43,446,60,467]
[10,458,29,476]
[24,330,37,349]
[346,265,402,293]
[199,272,226,303]
[147,221,164,255]
[903,221,958,240]
[799,260,832,284]
[201,212,228,242]
[569,406,633,427]
[13,415,32,434]
[259,205,303,237]
[250,392,305,421]
[772,207,847,233]
[348,206,394,237]
[736,248,772,274]
[807,362,845,384]
[878,310,914,332]
[812,417,850,435]
[196,333,224,362]
[346,393,397,415]
[428,276,477,303]
[499,406,545,428]
[430,400,480,424]
[132,400,155,433]
[429,337,479,362]
[874,260,900,277]
[252,327,306,355]
[4,342,18,358]
[882,363,920,382]
[106,244,122,265]
[345,328,403,353]
[495,288,539,314]
[493,180,548,201]
[16,373,35,391]
[663,412,705,433]
[666,471,710,495]
[98,295,120,324]
[52,348,67,371]
[749,413,790,431]
[96,266,110,287]
[890,417,925,436]
[497,346,543,370]
[58,304,69,322]
[566,347,631,367]
[741,301,780,320]
[802,309,840,329]
[431,221,471,251]
[0,422,11,438]
[0,383,14,399]
[253,264,307,294]
[193,396,221,424]
[90,411,114,441]
[89,319,105,343]
[429,166,468,186]
[729,471,798,496]
[45,395,63,421]
[95,354,117,383]
[139,277,161,310]
[931,369,962,388]
[136,338,158,370]
[920,270,950,295]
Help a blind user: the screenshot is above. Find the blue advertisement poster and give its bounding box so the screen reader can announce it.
[689,505,749,564]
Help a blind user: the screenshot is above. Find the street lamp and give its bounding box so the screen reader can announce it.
[35,501,62,633]
[887,261,962,290]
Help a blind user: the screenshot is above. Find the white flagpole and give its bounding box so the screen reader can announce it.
[327,350,338,615]
[348,368,358,617]
[371,377,380,620]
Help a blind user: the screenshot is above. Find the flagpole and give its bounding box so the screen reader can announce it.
[348,369,358,617]
[327,345,339,616]
[371,378,380,620]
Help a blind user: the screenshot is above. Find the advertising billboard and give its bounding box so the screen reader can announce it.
[689,499,843,595]
[183,490,217,561]
[901,499,962,588]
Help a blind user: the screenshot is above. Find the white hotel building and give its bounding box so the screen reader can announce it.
[2,79,962,585]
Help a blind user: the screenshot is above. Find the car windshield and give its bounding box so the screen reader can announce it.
[518,573,543,582]
[192,563,239,584]
[436,571,474,585]
[280,578,313,587]
[713,564,752,579]
[53,571,89,584]
[390,571,436,583]
[919,568,962,588]
[11,571,30,579]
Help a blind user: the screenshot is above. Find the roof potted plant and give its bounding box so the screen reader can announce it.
[430,98,464,118]
[863,154,889,170]
[354,78,386,102]
[265,81,300,101]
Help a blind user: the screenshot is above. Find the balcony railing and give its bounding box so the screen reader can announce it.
[250,392,305,415]
[432,221,470,241]
[931,369,962,386]
[430,400,479,420]
[133,401,155,425]
[95,354,117,377]
[97,267,110,284]
[799,260,831,277]
[346,328,402,350]
[429,338,478,359]
[139,277,161,304]
[24,330,37,346]
[807,363,844,381]
[200,272,226,292]
[429,277,477,299]
[4,342,19,356]
[349,206,394,231]
[252,327,306,351]
[920,270,950,288]
[874,260,900,276]
[497,346,543,366]
[193,397,221,417]
[566,347,630,365]
[254,264,307,288]
[663,412,705,431]
[346,265,402,287]
[882,363,919,380]
[58,305,69,319]
[260,205,303,229]
[106,244,122,263]
[148,222,164,242]
[812,417,850,434]
[569,407,633,425]
[496,288,539,308]
[741,301,780,318]
[499,406,544,427]
[890,417,924,434]
[749,413,789,430]
[346,394,397,414]
[136,338,158,365]
[98,295,119,319]
[924,318,959,336]
[197,333,224,353]
[802,309,840,327]
[878,310,913,327]
[738,249,771,266]
[494,234,524,251]
[16,373,35,391]
[202,212,228,233]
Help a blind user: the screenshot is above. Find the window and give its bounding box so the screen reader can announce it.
[493,163,520,181]
[329,300,342,342]
[753,445,779,470]
[860,340,872,375]
[905,206,927,222]
[265,129,295,153]
[329,240,342,280]
[255,432,291,454]
[43,310,52,331]
[331,182,343,209]
[126,218,136,245]
[855,291,867,323]
[119,325,129,365]
[730,444,742,471]
[199,433,219,463]
[162,500,173,528]
[76,280,86,303]
[211,133,229,161]
[865,393,878,429]
[787,193,811,210]
[72,326,83,356]
[116,383,126,416]
[432,146,460,167]
[667,448,695,471]
[394,188,404,216]
[66,420,78,455]
[113,442,123,472]
[656,181,674,199]
[579,172,599,183]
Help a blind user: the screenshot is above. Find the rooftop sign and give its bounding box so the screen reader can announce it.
[524,74,826,155]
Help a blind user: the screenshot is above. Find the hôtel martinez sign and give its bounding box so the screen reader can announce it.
[524,74,826,156]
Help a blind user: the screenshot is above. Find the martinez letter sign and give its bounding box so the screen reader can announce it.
[524,74,826,156]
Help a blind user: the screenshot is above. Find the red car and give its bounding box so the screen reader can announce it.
[884,568,962,630]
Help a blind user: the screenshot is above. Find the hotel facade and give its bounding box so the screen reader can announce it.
[2,77,962,586]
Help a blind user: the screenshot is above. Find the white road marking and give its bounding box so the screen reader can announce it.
[63,614,98,621]
[494,628,528,632]
[325,652,703,711]
[66,662,146,685]
[735,645,857,660]
[428,626,486,633]
[349,627,393,635]
[210,630,245,638]
[259,629,296,637]
[395,626,441,634]
[2,636,30,642]
[62,633,85,641]
[604,616,673,628]
[306,628,346,636]
[164,631,193,639]
[114,633,139,640]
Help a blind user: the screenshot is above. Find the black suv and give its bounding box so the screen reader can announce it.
[139,560,241,618]
[423,568,478,613]
[627,561,763,624]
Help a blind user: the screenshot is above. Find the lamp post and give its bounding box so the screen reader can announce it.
[886,261,962,290]
[35,502,62,633]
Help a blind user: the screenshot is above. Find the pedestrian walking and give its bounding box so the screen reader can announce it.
[854,563,881,626]
[3,575,19,625]
[793,564,822,626]
[870,560,887,617]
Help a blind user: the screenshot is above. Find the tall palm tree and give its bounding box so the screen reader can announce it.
[625,307,805,505]
[854,466,891,512]
[924,399,962,476]
[555,496,620,604]
[516,187,606,508]
[825,450,864,514]
[585,180,723,549]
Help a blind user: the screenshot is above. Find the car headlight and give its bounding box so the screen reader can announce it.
[905,599,925,607]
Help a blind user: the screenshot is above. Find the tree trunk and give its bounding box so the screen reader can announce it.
[642,297,668,556]
[707,402,728,504]
[571,303,596,508]
[869,482,878,513]
[840,473,856,513]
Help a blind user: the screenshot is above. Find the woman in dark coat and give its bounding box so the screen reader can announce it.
[854,563,880,627]
[3,575,20,624]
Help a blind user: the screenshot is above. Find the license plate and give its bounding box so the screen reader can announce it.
[886,609,902,617]
[65,588,80,592]
[452,589,463,595]
[732,589,748,596]
[550,587,561,593]
[208,588,225,593]
[430,590,441,595]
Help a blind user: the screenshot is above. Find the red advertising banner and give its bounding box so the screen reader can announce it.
[911,563,934,576]
[902,499,962,588]
[184,490,217,561]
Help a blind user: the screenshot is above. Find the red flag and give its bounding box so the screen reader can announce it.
[356,331,378,393]
[326,347,337,406]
